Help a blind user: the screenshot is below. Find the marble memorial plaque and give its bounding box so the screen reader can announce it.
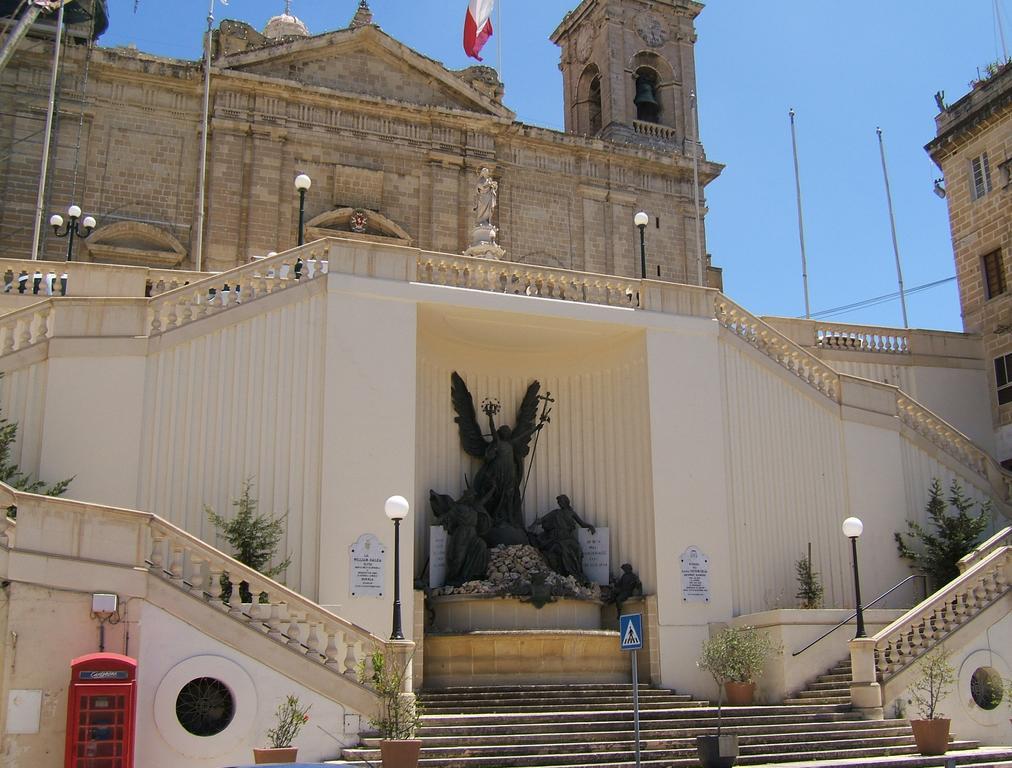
[680,546,710,602]
[579,526,610,585]
[349,533,385,598]
[429,525,448,589]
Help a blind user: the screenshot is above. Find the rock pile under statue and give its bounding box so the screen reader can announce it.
[429,543,601,603]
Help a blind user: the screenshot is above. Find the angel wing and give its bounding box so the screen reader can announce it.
[451,371,487,458]
[511,379,542,462]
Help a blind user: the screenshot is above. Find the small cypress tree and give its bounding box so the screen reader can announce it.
[795,548,824,609]
[206,479,291,602]
[895,478,990,591]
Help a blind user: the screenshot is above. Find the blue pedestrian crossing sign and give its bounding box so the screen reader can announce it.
[619,613,643,651]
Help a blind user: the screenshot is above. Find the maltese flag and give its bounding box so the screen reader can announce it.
[463,0,495,61]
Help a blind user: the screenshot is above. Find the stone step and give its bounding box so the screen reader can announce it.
[806,679,852,690]
[784,695,852,706]
[419,688,686,703]
[744,747,1012,767]
[415,719,910,742]
[338,739,983,768]
[421,698,710,714]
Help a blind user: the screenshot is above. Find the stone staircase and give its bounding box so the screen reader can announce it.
[330,676,1012,767]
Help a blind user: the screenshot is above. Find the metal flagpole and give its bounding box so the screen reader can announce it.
[30,1,64,260]
[789,109,811,319]
[690,92,703,286]
[876,126,909,329]
[495,0,502,79]
[194,0,216,273]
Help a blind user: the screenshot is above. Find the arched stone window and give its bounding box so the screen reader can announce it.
[628,51,678,132]
[576,64,603,137]
[305,208,412,245]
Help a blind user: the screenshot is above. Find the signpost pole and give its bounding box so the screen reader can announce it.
[632,650,641,768]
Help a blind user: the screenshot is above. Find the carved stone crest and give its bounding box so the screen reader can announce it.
[635,12,669,48]
[575,26,595,63]
[349,209,369,233]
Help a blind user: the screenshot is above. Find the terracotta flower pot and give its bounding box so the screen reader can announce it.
[380,738,423,768]
[910,718,950,756]
[724,681,756,706]
[252,746,298,764]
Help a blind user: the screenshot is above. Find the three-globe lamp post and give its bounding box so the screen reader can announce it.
[49,204,97,261]
[385,494,409,641]
[295,173,311,246]
[842,516,866,638]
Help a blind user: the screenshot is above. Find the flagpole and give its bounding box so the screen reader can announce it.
[876,126,909,329]
[789,109,811,319]
[30,2,65,260]
[495,0,502,78]
[194,0,215,273]
[690,91,703,286]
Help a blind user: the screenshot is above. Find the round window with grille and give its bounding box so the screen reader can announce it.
[969,667,1004,711]
[175,677,236,737]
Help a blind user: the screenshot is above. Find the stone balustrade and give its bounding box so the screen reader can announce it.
[0,302,52,354]
[715,295,841,402]
[148,515,401,688]
[415,252,639,309]
[148,244,329,336]
[849,544,1010,717]
[897,394,988,478]
[815,323,909,353]
[1,481,409,696]
[632,120,678,141]
[958,526,1012,573]
[0,258,207,300]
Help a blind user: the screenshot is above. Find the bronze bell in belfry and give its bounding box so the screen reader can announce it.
[634,78,659,108]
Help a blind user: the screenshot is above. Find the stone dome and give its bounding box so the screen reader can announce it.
[263,12,310,39]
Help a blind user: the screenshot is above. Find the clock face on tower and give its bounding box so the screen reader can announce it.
[635,12,669,48]
[576,25,595,63]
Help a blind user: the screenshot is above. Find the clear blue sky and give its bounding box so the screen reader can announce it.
[102,0,1011,332]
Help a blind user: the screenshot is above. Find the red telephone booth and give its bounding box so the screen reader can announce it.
[64,653,137,768]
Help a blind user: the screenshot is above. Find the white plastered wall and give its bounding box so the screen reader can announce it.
[0,359,49,483]
[138,286,327,600]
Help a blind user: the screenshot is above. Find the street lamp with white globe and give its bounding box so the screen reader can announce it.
[385,494,410,641]
[49,204,97,261]
[294,173,312,246]
[842,516,866,638]
[634,210,649,279]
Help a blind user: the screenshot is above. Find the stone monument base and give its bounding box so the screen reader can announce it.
[464,223,505,260]
[430,594,603,632]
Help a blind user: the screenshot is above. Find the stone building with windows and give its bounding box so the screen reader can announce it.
[927,61,1012,463]
[0,0,722,285]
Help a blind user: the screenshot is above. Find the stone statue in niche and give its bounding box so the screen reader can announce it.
[429,487,492,586]
[529,494,596,584]
[450,371,553,547]
[605,562,643,617]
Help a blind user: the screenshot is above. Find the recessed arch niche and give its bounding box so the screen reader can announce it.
[305,207,412,246]
[82,221,188,268]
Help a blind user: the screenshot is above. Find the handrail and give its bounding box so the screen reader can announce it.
[792,574,926,657]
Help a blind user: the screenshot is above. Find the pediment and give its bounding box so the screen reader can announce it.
[216,24,513,119]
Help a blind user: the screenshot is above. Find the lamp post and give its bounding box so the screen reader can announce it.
[385,495,409,641]
[842,516,866,638]
[634,211,649,279]
[49,204,97,261]
[295,173,311,246]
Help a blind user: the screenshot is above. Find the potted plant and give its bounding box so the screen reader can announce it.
[358,647,423,768]
[253,694,311,764]
[908,646,955,756]
[696,625,781,768]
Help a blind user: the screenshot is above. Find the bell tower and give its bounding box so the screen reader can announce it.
[551,0,703,150]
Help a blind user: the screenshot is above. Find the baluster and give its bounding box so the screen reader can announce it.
[168,545,184,582]
[18,318,31,347]
[188,556,205,597]
[266,603,286,641]
[286,612,305,651]
[343,637,359,677]
[166,301,178,329]
[305,621,324,661]
[150,305,163,333]
[207,568,225,608]
[149,535,166,573]
[324,628,343,671]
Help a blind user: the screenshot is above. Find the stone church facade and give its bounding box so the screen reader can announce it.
[1,0,722,285]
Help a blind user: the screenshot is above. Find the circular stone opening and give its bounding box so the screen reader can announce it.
[969,666,1004,711]
[175,677,236,737]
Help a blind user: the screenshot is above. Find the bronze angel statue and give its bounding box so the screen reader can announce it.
[450,371,550,547]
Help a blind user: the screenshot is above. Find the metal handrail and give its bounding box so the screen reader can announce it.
[791,574,926,657]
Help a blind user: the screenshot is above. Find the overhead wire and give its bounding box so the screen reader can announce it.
[809,276,957,320]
